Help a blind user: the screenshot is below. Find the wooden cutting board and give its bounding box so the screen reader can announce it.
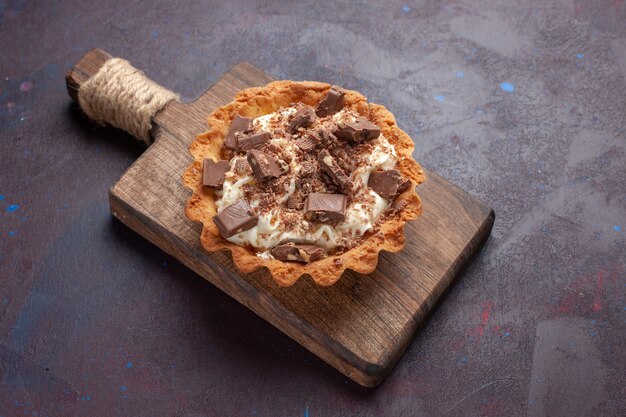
[66,49,494,387]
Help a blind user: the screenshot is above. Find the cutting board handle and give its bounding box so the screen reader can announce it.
[66,49,179,146]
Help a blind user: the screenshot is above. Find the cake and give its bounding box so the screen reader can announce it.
[183,81,425,286]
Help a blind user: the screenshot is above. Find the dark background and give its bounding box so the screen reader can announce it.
[1,0,625,416]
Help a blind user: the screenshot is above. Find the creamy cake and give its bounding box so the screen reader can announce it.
[184,81,425,286]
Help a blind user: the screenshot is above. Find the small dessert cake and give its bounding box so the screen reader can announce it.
[184,81,425,286]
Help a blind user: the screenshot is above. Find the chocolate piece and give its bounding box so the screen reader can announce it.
[334,116,380,142]
[319,172,339,191]
[270,243,325,263]
[304,192,347,223]
[287,194,304,210]
[286,179,304,210]
[246,150,282,181]
[368,170,412,198]
[318,150,353,193]
[398,178,412,194]
[316,86,345,117]
[237,131,270,151]
[224,115,253,149]
[287,107,316,133]
[213,199,258,238]
[202,159,230,188]
[295,134,318,151]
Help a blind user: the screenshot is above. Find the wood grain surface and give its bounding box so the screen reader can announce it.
[67,50,493,386]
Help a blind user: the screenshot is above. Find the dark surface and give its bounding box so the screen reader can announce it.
[1,0,624,416]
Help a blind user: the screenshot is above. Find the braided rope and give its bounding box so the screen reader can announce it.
[78,58,178,145]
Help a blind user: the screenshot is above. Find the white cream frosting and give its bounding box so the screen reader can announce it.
[215,108,398,252]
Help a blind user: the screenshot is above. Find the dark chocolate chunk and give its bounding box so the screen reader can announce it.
[237,131,270,151]
[318,149,353,194]
[304,192,347,223]
[271,243,325,263]
[202,159,230,188]
[213,199,258,238]
[224,115,253,149]
[398,178,412,194]
[246,150,282,181]
[334,116,380,142]
[316,85,345,117]
[287,107,316,133]
[368,170,412,198]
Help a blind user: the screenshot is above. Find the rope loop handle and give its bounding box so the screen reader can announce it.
[77,58,179,145]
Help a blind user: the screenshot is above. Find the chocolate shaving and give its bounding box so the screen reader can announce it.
[264,143,292,164]
[287,195,304,210]
[316,86,345,117]
[368,170,411,198]
[334,116,380,142]
[202,159,230,188]
[247,150,283,181]
[299,161,317,177]
[318,127,337,147]
[318,150,353,194]
[270,243,325,263]
[269,175,292,194]
[273,128,290,138]
[287,107,316,133]
[329,146,359,173]
[237,131,270,151]
[304,192,347,223]
[257,193,275,209]
[388,196,410,216]
[224,115,253,149]
[234,158,251,174]
[295,134,318,151]
[213,199,258,238]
